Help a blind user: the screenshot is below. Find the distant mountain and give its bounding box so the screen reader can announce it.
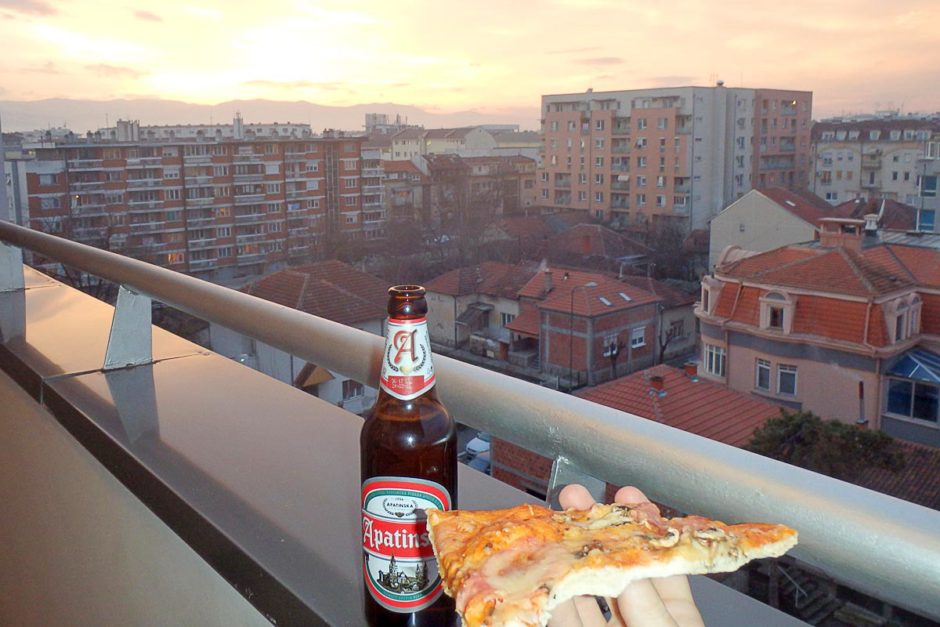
[0,98,539,134]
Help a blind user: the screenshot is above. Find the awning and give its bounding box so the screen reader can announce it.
[886,349,940,385]
[505,307,540,338]
[456,302,493,326]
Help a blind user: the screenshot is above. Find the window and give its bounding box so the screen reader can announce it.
[886,379,939,424]
[595,192,604,203]
[921,175,937,198]
[760,292,794,333]
[777,364,797,396]
[594,156,604,168]
[342,379,364,400]
[216,226,231,238]
[165,188,181,201]
[637,156,647,168]
[655,195,666,207]
[39,174,58,185]
[636,175,647,187]
[703,344,726,377]
[657,117,668,130]
[501,312,515,327]
[595,119,605,131]
[630,327,645,348]
[636,193,646,206]
[595,138,605,149]
[637,119,648,130]
[919,209,935,232]
[40,196,61,209]
[756,359,771,391]
[594,173,604,185]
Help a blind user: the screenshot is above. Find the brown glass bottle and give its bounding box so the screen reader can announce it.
[360,285,458,627]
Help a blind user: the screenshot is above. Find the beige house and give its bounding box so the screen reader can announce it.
[424,262,539,354]
[708,187,834,270]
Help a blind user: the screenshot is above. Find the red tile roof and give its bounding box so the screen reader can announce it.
[834,198,917,231]
[242,260,387,326]
[424,261,539,298]
[517,267,661,316]
[505,303,540,337]
[619,276,696,308]
[577,365,783,446]
[853,440,940,510]
[548,223,651,259]
[757,186,834,226]
[719,246,921,297]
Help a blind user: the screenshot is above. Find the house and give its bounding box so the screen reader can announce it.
[619,275,698,362]
[545,223,651,273]
[492,363,783,498]
[834,197,917,231]
[424,261,539,353]
[708,187,835,270]
[697,217,940,447]
[506,266,662,387]
[210,260,388,414]
[381,160,430,223]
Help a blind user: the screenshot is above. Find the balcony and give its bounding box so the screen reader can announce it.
[126,178,163,190]
[70,180,105,191]
[189,257,218,269]
[234,212,266,224]
[235,232,266,243]
[183,154,212,164]
[234,194,265,205]
[129,220,166,234]
[233,173,265,183]
[186,197,215,207]
[67,159,104,170]
[0,224,937,626]
[232,153,262,163]
[236,252,266,265]
[187,237,217,250]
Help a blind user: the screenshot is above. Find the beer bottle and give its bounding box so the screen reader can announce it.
[360,285,458,627]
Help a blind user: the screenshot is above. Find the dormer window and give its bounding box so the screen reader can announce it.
[889,295,922,343]
[759,292,795,333]
[700,276,723,315]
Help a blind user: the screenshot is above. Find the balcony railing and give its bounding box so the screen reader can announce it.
[0,222,937,624]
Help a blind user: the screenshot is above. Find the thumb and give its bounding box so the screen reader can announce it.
[617,579,679,627]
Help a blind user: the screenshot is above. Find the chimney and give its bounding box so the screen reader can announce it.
[683,362,698,381]
[863,213,879,236]
[818,218,864,252]
[650,375,664,391]
[543,269,553,294]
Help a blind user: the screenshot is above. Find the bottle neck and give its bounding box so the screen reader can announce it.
[380,316,436,401]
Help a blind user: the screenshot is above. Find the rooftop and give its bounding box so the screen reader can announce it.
[577,364,782,447]
[424,261,539,299]
[241,260,388,326]
[756,186,836,227]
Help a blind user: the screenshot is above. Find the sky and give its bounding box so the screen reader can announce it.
[1,0,939,120]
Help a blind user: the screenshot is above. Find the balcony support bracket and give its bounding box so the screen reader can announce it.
[104,285,153,370]
[0,243,25,292]
[547,455,606,508]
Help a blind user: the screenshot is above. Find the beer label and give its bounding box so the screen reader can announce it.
[361,477,451,612]
[380,317,435,401]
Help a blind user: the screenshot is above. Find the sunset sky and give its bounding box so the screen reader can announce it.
[2,0,939,120]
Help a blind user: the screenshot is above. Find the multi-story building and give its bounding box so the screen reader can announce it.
[537,85,813,230]
[810,116,940,208]
[696,218,940,448]
[360,148,386,241]
[21,126,365,282]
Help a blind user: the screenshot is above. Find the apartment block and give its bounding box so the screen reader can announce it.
[537,85,812,230]
[811,116,940,209]
[22,126,366,281]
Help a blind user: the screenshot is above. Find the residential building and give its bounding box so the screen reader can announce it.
[708,187,835,269]
[360,147,386,241]
[96,116,313,143]
[381,159,429,223]
[810,116,940,207]
[493,363,782,498]
[491,130,542,163]
[834,197,917,231]
[544,222,651,273]
[21,121,364,282]
[697,218,940,447]
[424,127,496,156]
[506,266,662,386]
[619,275,698,362]
[387,126,513,161]
[209,260,387,413]
[424,261,539,351]
[538,85,812,229]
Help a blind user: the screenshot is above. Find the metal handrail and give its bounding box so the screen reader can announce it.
[0,221,938,621]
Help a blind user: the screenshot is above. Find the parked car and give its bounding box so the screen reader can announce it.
[465,432,491,459]
[468,450,491,474]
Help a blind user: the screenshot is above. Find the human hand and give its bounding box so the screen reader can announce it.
[547,485,705,627]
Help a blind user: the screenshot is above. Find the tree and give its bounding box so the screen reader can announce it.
[746,410,905,480]
[646,219,692,280]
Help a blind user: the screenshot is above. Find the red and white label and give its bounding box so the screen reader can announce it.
[361,477,452,612]
[380,317,436,401]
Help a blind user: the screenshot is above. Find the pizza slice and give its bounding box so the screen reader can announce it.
[426,502,797,627]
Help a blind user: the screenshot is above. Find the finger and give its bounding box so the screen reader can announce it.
[614,486,649,505]
[572,596,607,627]
[559,484,596,510]
[617,579,679,627]
[548,599,583,627]
[651,577,704,627]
